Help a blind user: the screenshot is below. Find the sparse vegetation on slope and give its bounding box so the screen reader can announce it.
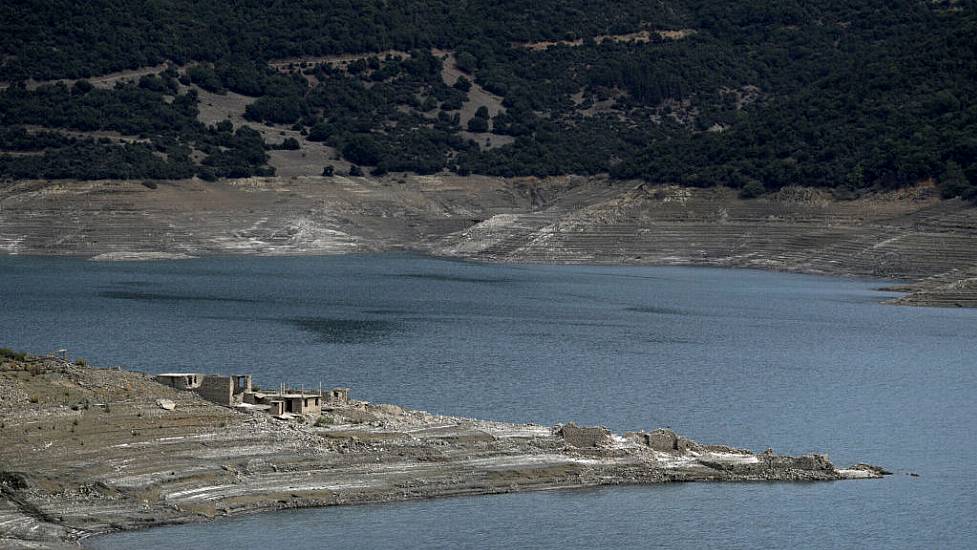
[0,1,974,198]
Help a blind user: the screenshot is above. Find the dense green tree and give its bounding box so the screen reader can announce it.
[244,96,308,124]
[453,76,472,92]
[187,66,224,94]
[455,52,478,74]
[739,180,765,199]
[342,135,382,166]
[273,137,300,150]
[940,161,976,200]
[1,0,975,190]
[467,117,489,133]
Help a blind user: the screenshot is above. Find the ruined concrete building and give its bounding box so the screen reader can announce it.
[623,429,694,452]
[154,372,349,419]
[246,391,322,418]
[554,423,612,448]
[328,387,350,402]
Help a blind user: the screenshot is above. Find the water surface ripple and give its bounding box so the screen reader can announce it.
[0,254,973,549]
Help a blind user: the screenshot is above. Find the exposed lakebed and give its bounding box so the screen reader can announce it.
[0,254,974,548]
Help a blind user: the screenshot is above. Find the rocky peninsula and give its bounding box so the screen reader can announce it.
[0,353,886,549]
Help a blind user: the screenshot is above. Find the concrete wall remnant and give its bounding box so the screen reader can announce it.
[233,375,252,394]
[155,373,203,390]
[283,395,322,418]
[327,387,350,403]
[555,423,611,448]
[268,400,285,416]
[196,375,234,406]
[626,429,694,452]
[648,429,680,451]
[154,372,338,420]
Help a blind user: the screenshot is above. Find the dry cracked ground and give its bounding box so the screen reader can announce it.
[0,356,884,549]
[2,176,977,307]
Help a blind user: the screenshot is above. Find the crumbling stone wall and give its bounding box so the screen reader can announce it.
[268,400,284,416]
[625,429,694,452]
[155,374,201,390]
[196,376,233,406]
[233,375,251,395]
[648,429,680,451]
[555,423,611,448]
[759,450,833,472]
[327,388,349,403]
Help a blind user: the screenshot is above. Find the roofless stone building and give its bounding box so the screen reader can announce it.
[154,372,348,419]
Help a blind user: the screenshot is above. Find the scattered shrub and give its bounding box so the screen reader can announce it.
[453,76,472,92]
[187,65,224,94]
[739,180,766,199]
[0,348,27,361]
[467,117,489,133]
[278,137,300,150]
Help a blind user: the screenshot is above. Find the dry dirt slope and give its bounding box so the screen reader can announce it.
[1,176,976,307]
[435,182,977,301]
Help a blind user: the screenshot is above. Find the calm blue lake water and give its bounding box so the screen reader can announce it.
[1,254,974,548]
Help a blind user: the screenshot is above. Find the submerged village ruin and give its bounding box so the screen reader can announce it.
[149,371,701,453]
[0,352,890,549]
[153,372,348,419]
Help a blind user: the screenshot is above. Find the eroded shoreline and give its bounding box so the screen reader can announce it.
[0,356,886,549]
[2,177,976,308]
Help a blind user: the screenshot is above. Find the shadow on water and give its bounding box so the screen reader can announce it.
[286,318,400,344]
[624,305,690,316]
[388,273,516,284]
[111,281,158,288]
[361,309,419,315]
[98,290,261,304]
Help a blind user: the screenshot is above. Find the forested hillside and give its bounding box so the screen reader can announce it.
[1,0,975,199]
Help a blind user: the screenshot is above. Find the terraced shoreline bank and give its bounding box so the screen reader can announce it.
[0,357,886,550]
[1,176,976,307]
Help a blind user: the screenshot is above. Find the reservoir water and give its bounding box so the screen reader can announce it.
[0,254,974,548]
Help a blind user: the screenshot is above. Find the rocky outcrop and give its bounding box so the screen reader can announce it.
[625,428,694,452]
[554,423,612,448]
